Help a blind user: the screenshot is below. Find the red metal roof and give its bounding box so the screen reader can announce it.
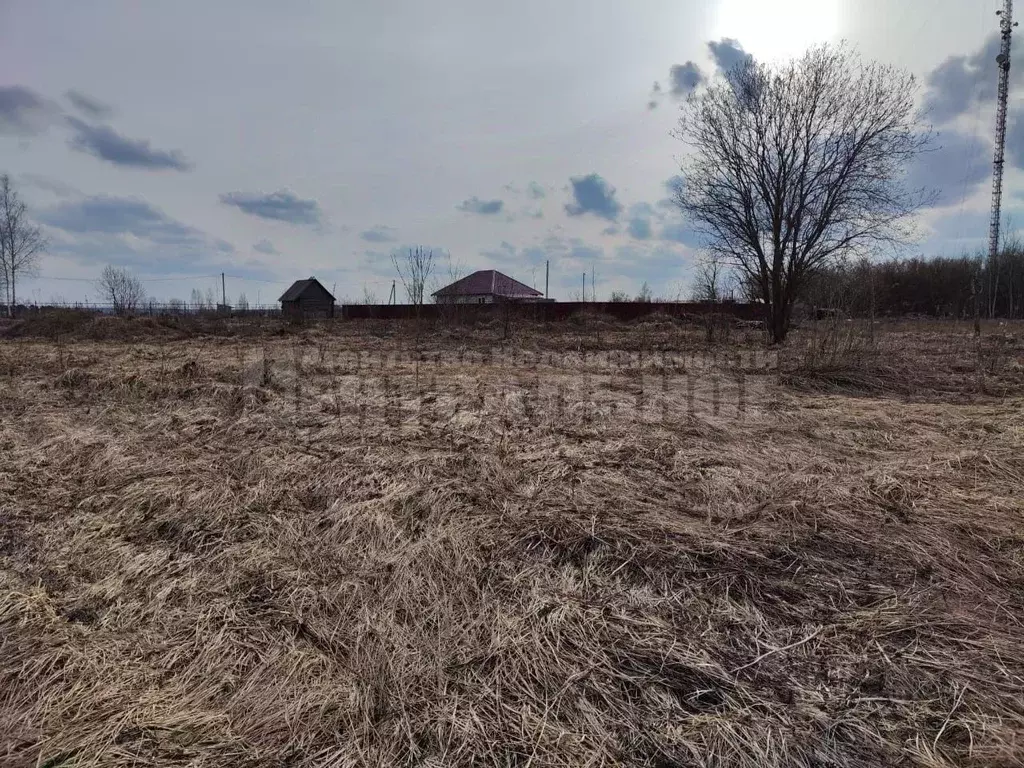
[432,270,542,298]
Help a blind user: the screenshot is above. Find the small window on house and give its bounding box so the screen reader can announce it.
[479,297,486,304]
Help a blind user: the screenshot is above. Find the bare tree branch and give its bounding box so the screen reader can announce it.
[0,174,47,317]
[97,265,146,315]
[673,44,932,342]
[690,256,725,302]
[392,246,435,306]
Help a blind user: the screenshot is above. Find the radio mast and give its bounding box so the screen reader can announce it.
[988,0,1018,262]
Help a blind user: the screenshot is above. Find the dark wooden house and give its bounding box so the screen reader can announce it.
[279,277,336,318]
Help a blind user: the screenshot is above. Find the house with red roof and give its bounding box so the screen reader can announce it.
[432,269,545,304]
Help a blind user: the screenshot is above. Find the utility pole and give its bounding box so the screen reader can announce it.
[591,265,595,303]
[989,0,1017,264]
[545,260,549,299]
[389,280,396,305]
[221,272,226,307]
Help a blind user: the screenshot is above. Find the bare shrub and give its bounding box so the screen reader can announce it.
[392,246,435,306]
[97,265,146,316]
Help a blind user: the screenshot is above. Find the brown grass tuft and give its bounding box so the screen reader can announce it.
[1,319,1023,766]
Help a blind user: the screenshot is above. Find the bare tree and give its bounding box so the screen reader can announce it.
[0,174,47,317]
[236,292,249,310]
[634,281,653,303]
[609,290,630,302]
[673,44,930,342]
[690,256,724,302]
[97,265,146,315]
[361,285,378,304]
[392,246,435,305]
[426,250,461,302]
[445,251,463,284]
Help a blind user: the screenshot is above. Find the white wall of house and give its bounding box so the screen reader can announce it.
[436,294,545,304]
[437,294,494,304]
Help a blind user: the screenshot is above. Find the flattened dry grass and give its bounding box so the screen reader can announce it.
[1,322,1023,767]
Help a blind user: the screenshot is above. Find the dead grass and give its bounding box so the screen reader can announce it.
[1,320,1023,767]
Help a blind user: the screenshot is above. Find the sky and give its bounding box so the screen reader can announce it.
[0,0,1015,305]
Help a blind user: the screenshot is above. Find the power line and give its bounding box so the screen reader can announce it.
[35,273,221,283]
[221,274,282,285]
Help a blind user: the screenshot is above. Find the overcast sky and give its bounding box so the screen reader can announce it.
[0,0,1014,304]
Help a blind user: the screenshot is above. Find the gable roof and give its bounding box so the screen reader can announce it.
[433,269,542,298]
[279,277,335,303]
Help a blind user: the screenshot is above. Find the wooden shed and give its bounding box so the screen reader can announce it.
[279,277,336,318]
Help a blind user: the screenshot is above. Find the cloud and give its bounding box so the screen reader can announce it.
[928,209,992,241]
[905,129,990,207]
[669,62,705,96]
[917,208,1003,255]
[65,89,113,120]
[655,177,685,210]
[66,116,192,170]
[649,62,704,108]
[360,225,398,242]
[521,233,693,299]
[526,181,546,199]
[38,196,204,244]
[1008,115,1024,169]
[602,225,620,236]
[708,38,753,75]
[626,202,656,240]
[628,218,652,239]
[457,196,504,214]
[564,173,623,221]
[571,243,604,261]
[612,243,692,292]
[923,35,1023,124]
[220,189,323,227]
[253,239,279,255]
[659,219,703,248]
[19,173,80,199]
[0,85,59,136]
[34,195,241,274]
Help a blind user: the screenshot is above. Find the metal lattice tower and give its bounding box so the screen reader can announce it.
[989,0,1017,262]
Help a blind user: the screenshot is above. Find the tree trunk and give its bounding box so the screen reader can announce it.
[769,301,789,344]
[761,297,786,343]
[2,264,9,317]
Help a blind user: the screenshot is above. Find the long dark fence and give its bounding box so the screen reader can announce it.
[340,301,763,322]
[9,300,764,323]
[8,302,282,317]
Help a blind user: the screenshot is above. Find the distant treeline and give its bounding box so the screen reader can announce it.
[801,248,1024,319]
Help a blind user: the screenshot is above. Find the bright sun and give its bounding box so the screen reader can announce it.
[714,0,841,64]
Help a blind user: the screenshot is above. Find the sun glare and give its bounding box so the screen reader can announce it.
[714,0,841,64]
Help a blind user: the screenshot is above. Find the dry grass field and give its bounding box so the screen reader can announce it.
[1,315,1023,767]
